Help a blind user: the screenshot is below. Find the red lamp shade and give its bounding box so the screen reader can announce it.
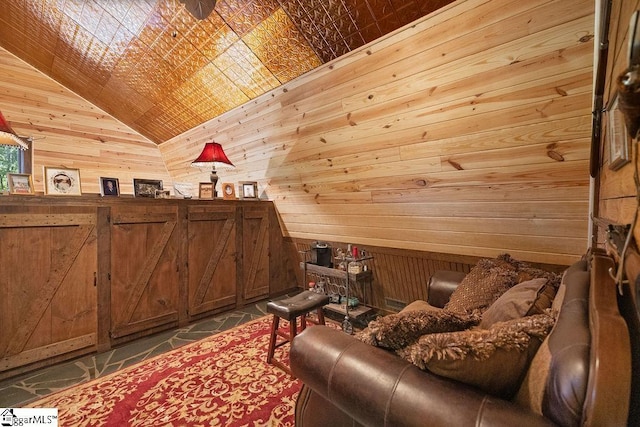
[0,111,28,149]
[191,142,234,168]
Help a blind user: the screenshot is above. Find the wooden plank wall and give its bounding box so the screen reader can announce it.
[597,0,640,241]
[595,3,640,421]
[0,48,173,195]
[160,0,595,266]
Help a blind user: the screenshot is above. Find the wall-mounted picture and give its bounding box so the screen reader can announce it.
[607,94,631,171]
[133,178,163,197]
[221,182,236,200]
[99,177,120,197]
[44,166,82,196]
[239,181,258,200]
[199,182,214,199]
[7,173,35,195]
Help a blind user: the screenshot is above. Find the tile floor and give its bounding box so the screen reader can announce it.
[0,302,268,408]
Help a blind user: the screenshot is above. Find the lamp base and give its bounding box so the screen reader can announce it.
[211,170,218,198]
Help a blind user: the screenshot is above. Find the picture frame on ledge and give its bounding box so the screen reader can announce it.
[155,189,171,199]
[199,182,214,199]
[7,173,35,195]
[239,181,258,200]
[99,177,120,197]
[607,94,632,171]
[133,178,163,198]
[222,182,236,200]
[44,166,82,196]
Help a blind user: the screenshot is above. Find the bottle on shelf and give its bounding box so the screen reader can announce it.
[335,247,348,270]
[347,245,363,274]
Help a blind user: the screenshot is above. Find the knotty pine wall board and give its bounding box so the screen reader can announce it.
[0,48,173,196]
[160,0,594,265]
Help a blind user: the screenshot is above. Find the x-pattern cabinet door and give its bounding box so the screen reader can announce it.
[242,206,269,302]
[187,205,238,319]
[0,206,98,374]
[109,206,180,342]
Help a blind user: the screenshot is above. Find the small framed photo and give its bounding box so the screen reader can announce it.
[133,178,163,198]
[100,177,120,197]
[607,94,632,171]
[239,181,258,199]
[8,173,35,195]
[221,182,236,200]
[155,189,171,199]
[44,166,82,196]
[199,182,214,199]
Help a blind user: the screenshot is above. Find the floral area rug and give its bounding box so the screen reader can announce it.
[27,316,301,426]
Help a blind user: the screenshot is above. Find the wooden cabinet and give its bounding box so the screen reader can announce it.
[242,205,270,302]
[0,197,297,379]
[0,205,98,375]
[187,205,238,320]
[109,205,181,343]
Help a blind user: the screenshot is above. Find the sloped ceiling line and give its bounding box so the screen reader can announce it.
[0,0,453,144]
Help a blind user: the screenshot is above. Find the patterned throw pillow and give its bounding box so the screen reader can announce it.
[499,255,563,288]
[397,313,556,398]
[479,278,557,329]
[443,255,519,315]
[354,310,480,350]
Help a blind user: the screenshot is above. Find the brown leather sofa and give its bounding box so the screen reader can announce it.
[290,252,634,426]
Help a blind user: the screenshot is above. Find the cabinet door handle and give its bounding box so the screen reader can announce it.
[94,272,97,287]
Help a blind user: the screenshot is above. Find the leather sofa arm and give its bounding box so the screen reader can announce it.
[427,270,466,308]
[290,326,554,427]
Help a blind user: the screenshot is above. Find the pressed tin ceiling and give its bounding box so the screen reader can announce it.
[0,0,454,144]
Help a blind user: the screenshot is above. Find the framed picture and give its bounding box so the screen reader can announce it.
[99,177,120,197]
[239,181,258,199]
[155,189,171,199]
[199,182,214,199]
[44,166,82,196]
[607,94,632,171]
[7,173,34,195]
[221,182,236,200]
[133,178,163,198]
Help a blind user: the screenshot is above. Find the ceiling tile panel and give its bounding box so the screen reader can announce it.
[102,1,130,22]
[121,3,153,35]
[61,0,83,23]
[78,1,103,35]
[93,10,120,45]
[195,23,239,61]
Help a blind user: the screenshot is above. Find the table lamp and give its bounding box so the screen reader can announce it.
[191,141,234,197]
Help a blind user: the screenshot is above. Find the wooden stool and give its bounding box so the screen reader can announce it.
[266,290,330,376]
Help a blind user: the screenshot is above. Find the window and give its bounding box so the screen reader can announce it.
[0,141,32,192]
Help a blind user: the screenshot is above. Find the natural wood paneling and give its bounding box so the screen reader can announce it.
[0,206,98,372]
[0,48,173,195]
[596,1,640,285]
[597,0,640,234]
[242,205,271,302]
[109,205,181,341]
[187,205,238,318]
[161,0,594,265]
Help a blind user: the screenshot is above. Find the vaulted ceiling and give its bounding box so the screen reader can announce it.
[0,0,454,144]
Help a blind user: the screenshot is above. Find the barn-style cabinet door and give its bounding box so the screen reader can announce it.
[186,204,238,320]
[109,205,180,344]
[0,206,98,377]
[242,205,270,303]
